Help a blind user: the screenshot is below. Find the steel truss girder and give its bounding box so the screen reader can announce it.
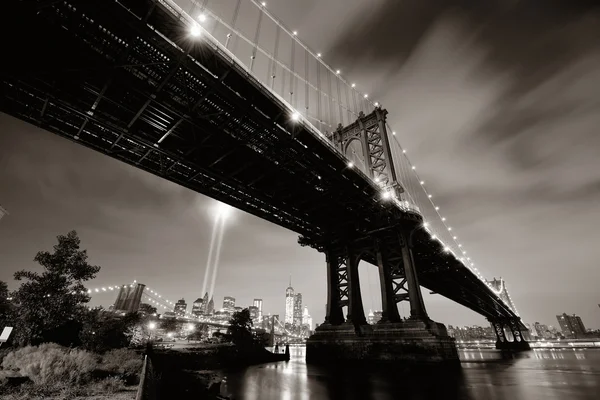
[331,108,402,193]
[1,0,524,325]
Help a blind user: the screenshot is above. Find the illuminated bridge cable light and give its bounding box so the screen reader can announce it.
[190,23,202,37]
[386,123,502,293]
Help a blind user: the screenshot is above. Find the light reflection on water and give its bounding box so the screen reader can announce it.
[221,347,600,400]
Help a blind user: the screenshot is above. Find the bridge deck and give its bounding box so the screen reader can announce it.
[1,0,517,321]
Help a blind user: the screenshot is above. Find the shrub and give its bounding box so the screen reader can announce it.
[1,343,98,385]
[101,348,142,376]
[93,376,126,393]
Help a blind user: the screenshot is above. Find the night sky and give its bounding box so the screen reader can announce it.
[1,0,599,329]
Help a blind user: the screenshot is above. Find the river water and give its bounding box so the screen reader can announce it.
[221,347,600,400]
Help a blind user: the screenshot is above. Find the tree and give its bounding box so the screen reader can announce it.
[0,280,14,331]
[139,303,157,315]
[160,318,178,334]
[187,323,208,341]
[227,308,254,346]
[80,310,142,352]
[11,230,100,346]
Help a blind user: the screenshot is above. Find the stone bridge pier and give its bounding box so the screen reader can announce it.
[303,217,459,364]
[489,318,531,351]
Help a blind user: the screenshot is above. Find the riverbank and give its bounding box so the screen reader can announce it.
[148,343,287,399]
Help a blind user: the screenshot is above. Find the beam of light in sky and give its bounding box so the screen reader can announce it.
[200,214,220,297]
[201,202,234,297]
[208,216,226,300]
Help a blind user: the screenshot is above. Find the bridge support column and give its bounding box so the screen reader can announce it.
[345,247,367,327]
[492,320,507,346]
[399,230,429,320]
[490,318,530,351]
[306,229,458,364]
[324,249,345,325]
[375,240,401,323]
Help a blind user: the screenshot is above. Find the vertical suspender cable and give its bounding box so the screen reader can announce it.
[290,39,296,108]
[336,76,343,126]
[304,48,309,117]
[344,83,352,124]
[270,26,280,90]
[250,8,263,72]
[229,0,242,54]
[352,89,359,114]
[316,61,322,132]
[327,71,333,132]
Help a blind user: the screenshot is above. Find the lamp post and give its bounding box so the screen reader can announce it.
[147,322,156,343]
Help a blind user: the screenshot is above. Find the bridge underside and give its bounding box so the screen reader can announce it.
[1,0,527,356]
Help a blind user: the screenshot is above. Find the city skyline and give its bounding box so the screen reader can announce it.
[1,0,600,330]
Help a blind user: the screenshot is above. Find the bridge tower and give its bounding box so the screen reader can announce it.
[486,278,530,350]
[305,109,458,364]
[328,108,404,198]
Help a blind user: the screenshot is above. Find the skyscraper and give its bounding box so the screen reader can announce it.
[249,305,259,320]
[223,296,235,312]
[293,293,303,326]
[285,277,294,325]
[367,309,375,325]
[253,299,263,320]
[201,292,209,314]
[0,204,8,222]
[191,298,204,317]
[174,299,187,317]
[373,311,383,324]
[302,306,313,330]
[556,313,587,338]
[206,296,215,315]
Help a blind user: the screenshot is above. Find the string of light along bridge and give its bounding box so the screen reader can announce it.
[177,0,519,317]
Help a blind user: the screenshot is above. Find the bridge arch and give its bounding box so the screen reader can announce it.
[344,138,368,175]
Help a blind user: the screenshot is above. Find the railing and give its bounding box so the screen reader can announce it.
[136,352,158,400]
